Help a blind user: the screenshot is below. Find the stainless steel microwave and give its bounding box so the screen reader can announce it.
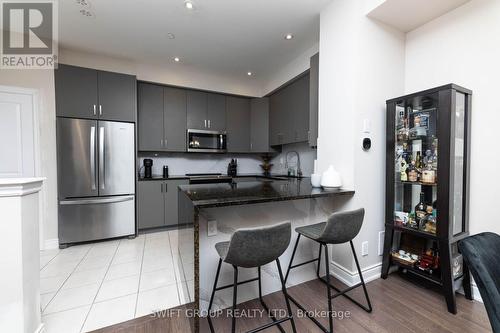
[187,129,227,153]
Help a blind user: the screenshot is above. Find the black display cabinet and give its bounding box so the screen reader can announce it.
[381,84,472,314]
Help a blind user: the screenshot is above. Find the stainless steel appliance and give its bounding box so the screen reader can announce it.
[187,129,227,153]
[143,159,153,179]
[187,173,233,184]
[57,118,135,247]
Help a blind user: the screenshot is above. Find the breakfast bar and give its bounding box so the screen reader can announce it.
[177,177,354,332]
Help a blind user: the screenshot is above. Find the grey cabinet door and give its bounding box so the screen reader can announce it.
[97,70,136,122]
[250,98,270,152]
[164,179,188,227]
[290,74,310,143]
[138,83,164,151]
[207,93,226,131]
[164,87,187,151]
[187,91,207,130]
[137,181,165,229]
[309,53,319,147]
[226,96,251,152]
[55,64,98,119]
[269,90,284,146]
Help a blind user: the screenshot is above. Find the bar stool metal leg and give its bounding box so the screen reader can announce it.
[207,259,223,333]
[257,267,286,333]
[276,258,298,333]
[350,241,372,312]
[323,244,334,332]
[232,265,238,333]
[285,234,301,283]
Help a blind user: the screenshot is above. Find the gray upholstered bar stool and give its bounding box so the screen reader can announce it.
[207,222,297,333]
[285,208,372,333]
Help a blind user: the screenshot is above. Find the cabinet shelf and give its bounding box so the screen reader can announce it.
[392,260,443,285]
[395,180,437,186]
[390,224,438,240]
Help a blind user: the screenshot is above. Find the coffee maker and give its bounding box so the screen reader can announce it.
[143,159,153,178]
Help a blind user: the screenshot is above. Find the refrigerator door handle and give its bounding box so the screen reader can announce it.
[99,126,105,190]
[60,195,134,205]
[90,126,96,190]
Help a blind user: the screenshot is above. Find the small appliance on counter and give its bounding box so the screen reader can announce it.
[321,165,342,189]
[227,159,238,176]
[143,159,153,179]
[163,165,169,178]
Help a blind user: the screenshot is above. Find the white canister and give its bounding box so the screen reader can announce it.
[321,165,342,188]
[310,174,322,188]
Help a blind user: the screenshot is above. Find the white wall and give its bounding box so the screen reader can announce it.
[0,68,58,248]
[405,0,499,236]
[318,0,405,273]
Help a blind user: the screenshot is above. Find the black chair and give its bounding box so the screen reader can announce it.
[285,208,372,333]
[207,222,297,333]
[458,232,500,333]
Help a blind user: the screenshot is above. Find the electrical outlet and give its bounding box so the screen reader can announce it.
[378,231,385,256]
[207,220,217,237]
[362,241,368,256]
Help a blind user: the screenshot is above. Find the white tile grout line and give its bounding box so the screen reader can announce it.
[41,246,93,315]
[133,235,146,318]
[79,241,121,333]
[168,231,183,306]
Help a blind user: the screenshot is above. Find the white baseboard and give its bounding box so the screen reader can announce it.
[329,260,381,286]
[330,260,484,304]
[35,323,45,333]
[43,238,59,250]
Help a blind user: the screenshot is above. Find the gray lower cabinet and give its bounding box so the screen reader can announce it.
[55,64,136,122]
[250,98,271,152]
[138,83,186,152]
[226,96,251,152]
[309,53,319,147]
[137,181,164,229]
[138,179,188,229]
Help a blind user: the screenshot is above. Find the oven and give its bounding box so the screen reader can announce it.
[187,129,227,153]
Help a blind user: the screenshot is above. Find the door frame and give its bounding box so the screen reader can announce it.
[0,85,44,249]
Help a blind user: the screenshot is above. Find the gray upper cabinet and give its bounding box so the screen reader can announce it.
[138,83,186,152]
[250,98,271,152]
[138,179,188,230]
[187,91,207,130]
[55,64,137,122]
[226,96,251,152]
[207,93,226,131]
[164,87,187,151]
[55,64,98,119]
[138,83,164,151]
[309,53,319,147]
[269,72,310,146]
[137,181,164,229]
[97,70,136,122]
[187,90,227,131]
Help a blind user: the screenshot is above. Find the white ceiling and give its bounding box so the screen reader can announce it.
[59,0,331,93]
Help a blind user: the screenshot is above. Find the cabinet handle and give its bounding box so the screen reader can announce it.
[92,105,96,116]
[164,183,168,192]
[160,139,163,148]
[164,139,168,148]
[204,119,207,128]
[208,120,211,128]
[99,105,102,116]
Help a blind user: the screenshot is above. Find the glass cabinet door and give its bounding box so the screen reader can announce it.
[393,93,438,236]
[452,92,466,235]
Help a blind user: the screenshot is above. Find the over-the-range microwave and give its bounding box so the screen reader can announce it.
[187,129,227,153]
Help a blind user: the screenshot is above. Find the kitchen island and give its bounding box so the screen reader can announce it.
[176,177,354,332]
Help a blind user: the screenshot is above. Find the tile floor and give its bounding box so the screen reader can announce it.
[39,230,194,333]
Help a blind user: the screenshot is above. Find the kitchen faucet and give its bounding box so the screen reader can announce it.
[285,151,302,177]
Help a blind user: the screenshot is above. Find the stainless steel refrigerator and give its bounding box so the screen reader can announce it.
[57,118,135,247]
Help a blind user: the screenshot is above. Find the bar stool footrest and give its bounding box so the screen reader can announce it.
[318,276,372,312]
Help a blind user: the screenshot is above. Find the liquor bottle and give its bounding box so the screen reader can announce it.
[415,151,422,169]
[414,192,427,229]
[408,161,418,182]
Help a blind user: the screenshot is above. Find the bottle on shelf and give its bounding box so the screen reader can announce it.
[414,192,427,230]
[408,161,419,182]
[415,151,422,169]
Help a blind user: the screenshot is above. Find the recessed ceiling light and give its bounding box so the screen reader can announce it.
[247,72,252,76]
[174,57,180,62]
[285,34,294,40]
[167,33,175,39]
[185,1,194,10]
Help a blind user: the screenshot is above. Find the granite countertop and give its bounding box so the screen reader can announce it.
[179,178,354,208]
[138,175,190,181]
[138,173,307,181]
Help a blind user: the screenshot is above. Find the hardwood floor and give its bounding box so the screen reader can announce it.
[91,274,490,333]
